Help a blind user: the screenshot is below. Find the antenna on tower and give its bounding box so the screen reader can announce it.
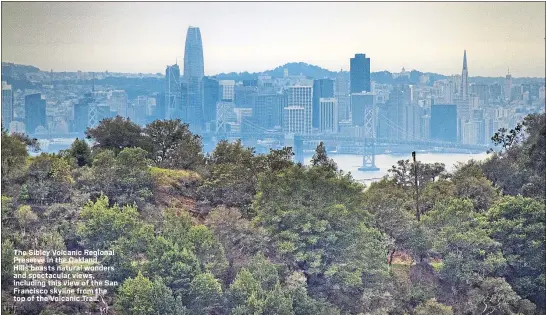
[176,57,178,65]
[508,67,510,75]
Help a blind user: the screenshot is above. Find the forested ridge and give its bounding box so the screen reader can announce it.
[1,113,545,315]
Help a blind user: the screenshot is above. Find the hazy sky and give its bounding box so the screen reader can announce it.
[2,2,545,77]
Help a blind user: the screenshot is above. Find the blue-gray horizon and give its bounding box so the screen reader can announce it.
[2,2,545,77]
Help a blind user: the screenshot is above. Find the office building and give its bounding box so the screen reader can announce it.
[350,53,371,93]
[183,26,205,131]
[219,80,235,101]
[319,98,338,133]
[287,86,313,134]
[312,79,334,129]
[110,90,128,117]
[460,50,469,101]
[504,69,512,101]
[351,92,374,128]
[253,94,276,129]
[283,106,305,135]
[165,64,181,119]
[25,93,46,134]
[72,93,93,134]
[2,82,13,129]
[272,92,288,128]
[335,71,350,120]
[431,104,457,142]
[202,76,220,124]
[154,92,166,120]
[235,85,258,108]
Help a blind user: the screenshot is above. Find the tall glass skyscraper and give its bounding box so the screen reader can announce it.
[182,26,205,132]
[312,79,334,129]
[350,53,371,93]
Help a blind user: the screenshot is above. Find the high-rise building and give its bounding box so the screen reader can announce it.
[273,92,288,128]
[350,53,371,93]
[335,71,350,121]
[504,69,512,102]
[110,90,128,117]
[25,93,46,134]
[350,92,374,128]
[2,82,13,129]
[470,84,489,106]
[287,86,313,134]
[202,76,220,125]
[235,85,258,108]
[72,93,93,134]
[312,79,334,129]
[183,26,205,132]
[431,104,457,142]
[154,92,166,120]
[184,27,204,79]
[283,106,305,135]
[219,80,235,101]
[460,50,469,101]
[165,64,181,119]
[253,94,276,129]
[319,98,338,133]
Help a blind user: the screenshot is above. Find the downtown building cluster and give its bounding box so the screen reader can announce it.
[1,27,545,151]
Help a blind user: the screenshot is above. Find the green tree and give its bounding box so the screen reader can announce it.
[262,283,294,315]
[86,116,150,154]
[255,164,387,311]
[1,240,14,287]
[205,207,269,282]
[188,224,229,280]
[186,272,224,315]
[227,268,264,309]
[414,298,453,315]
[483,113,545,198]
[144,236,201,295]
[463,277,535,315]
[115,273,185,315]
[1,130,39,194]
[264,147,294,173]
[77,194,142,250]
[26,153,74,205]
[68,138,91,167]
[422,199,505,293]
[200,140,265,214]
[78,147,153,207]
[144,119,204,170]
[310,142,336,171]
[486,196,546,309]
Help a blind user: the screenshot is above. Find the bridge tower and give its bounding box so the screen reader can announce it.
[358,96,380,171]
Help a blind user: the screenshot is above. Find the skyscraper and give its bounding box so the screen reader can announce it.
[165,64,181,119]
[460,50,469,101]
[504,69,513,101]
[319,98,338,133]
[312,79,334,129]
[350,54,371,93]
[2,82,13,129]
[350,92,374,127]
[287,86,313,134]
[183,26,205,131]
[335,71,350,121]
[25,93,46,134]
[431,104,457,142]
[202,76,220,127]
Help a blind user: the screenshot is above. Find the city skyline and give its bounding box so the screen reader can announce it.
[2,2,545,77]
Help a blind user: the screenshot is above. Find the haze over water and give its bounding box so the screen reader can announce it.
[304,152,490,184]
